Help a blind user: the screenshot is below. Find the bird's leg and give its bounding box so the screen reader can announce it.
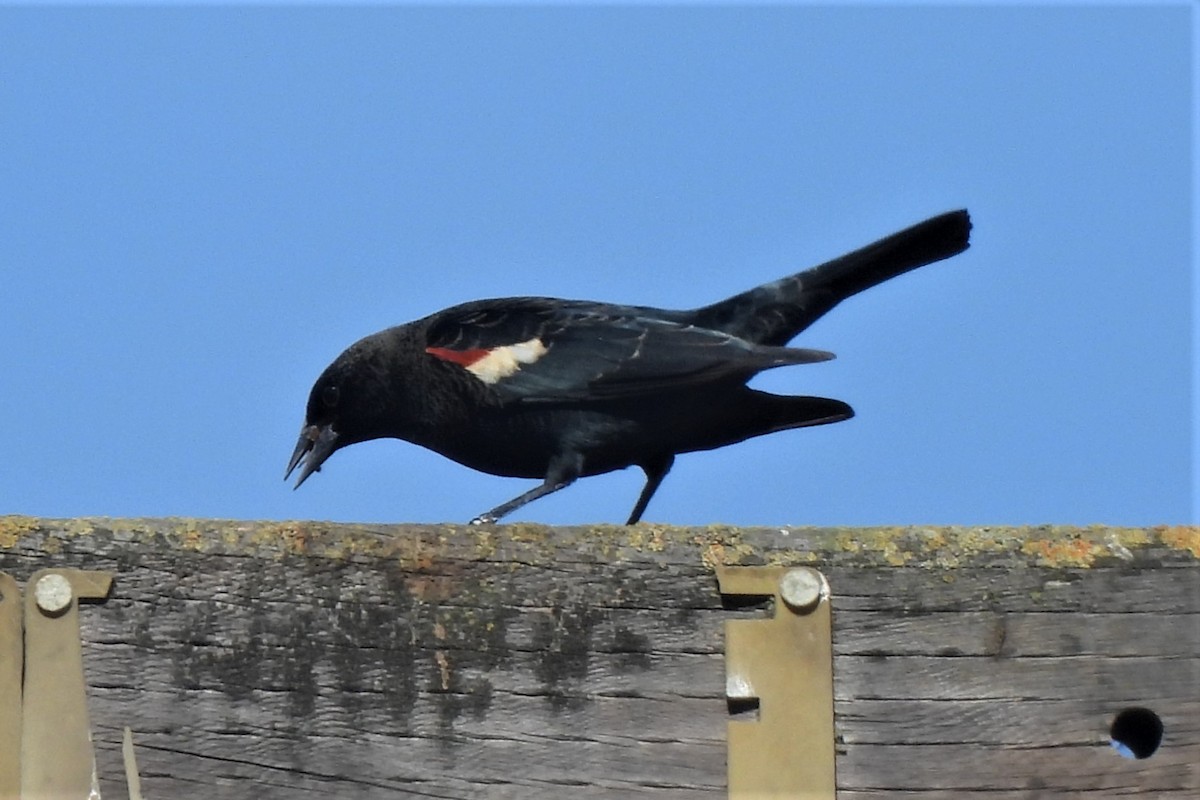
[625,454,675,525]
[469,479,574,525]
[469,454,582,525]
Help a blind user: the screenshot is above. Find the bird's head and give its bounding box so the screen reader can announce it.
[285,337,396,489]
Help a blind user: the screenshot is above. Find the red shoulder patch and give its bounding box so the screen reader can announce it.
[425,338,549,384]
[425,346,489,367]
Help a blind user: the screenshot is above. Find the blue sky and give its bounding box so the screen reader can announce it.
[1,5,1193,527]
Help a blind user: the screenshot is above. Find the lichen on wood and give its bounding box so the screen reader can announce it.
[0,518,1196,799]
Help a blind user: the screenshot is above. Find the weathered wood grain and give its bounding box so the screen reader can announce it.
[0,518,1196,799]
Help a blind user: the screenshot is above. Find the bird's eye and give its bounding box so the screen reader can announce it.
[322,385,340,407]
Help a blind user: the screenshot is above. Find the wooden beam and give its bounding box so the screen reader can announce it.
[1,518,1196,798]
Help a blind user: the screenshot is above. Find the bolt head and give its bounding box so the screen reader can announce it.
[35,573,73,614]
[779,567,826,614]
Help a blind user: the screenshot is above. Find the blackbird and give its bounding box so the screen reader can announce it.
[287,210,971,524]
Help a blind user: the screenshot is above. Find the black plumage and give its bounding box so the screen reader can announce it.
[287,210,971,524]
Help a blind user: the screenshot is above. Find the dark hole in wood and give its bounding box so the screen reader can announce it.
[1110,706,1163,759]
[721,593,773,616]
[727,696,760,721]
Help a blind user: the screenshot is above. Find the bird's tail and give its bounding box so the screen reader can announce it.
[759,393,854,435]
[692,210,971,346]
[683,391,854,456]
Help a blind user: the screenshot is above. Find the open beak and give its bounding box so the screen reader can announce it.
[284,424,339,489]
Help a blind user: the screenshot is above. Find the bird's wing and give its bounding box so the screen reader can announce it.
[423,298,835,403]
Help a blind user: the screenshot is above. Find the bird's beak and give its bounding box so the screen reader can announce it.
[284,424,339,488]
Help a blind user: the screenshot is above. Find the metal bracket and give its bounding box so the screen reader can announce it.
[0,569,144,800]
[717,565,836,800]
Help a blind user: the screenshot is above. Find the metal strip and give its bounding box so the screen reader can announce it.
[20,569,113,800]
[718,565,836,800]
[0,574,22,800]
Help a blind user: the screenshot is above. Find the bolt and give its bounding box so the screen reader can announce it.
[779,567,825,614]
[35,573,73,614]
